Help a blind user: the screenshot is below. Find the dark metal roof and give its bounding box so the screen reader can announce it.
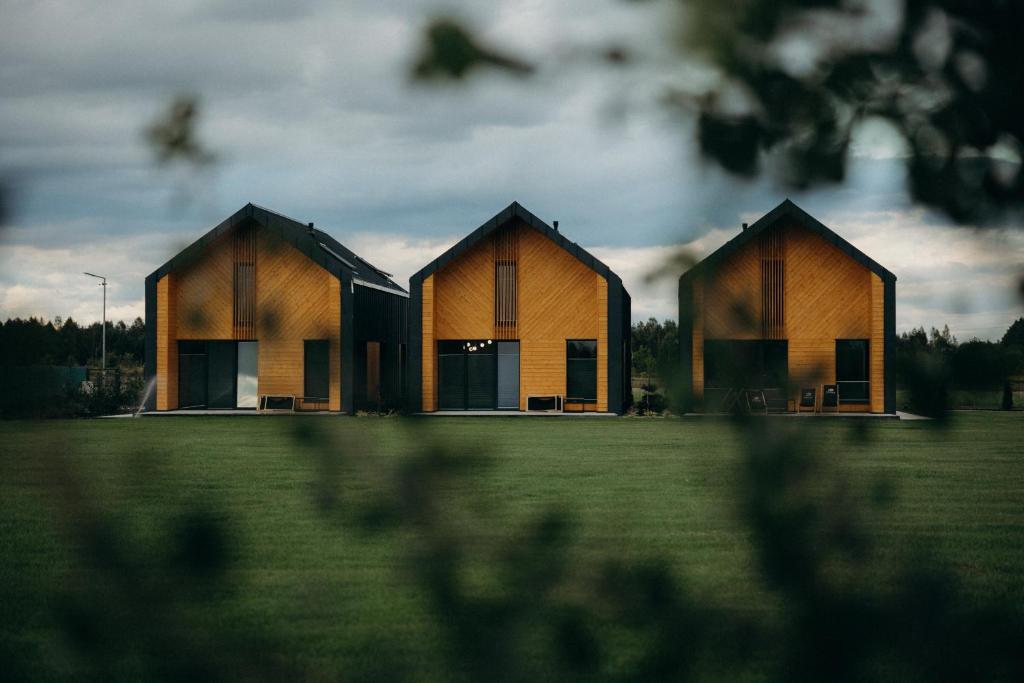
[146,202,407,294]
[679,199,897,285]
[409,201,625,290]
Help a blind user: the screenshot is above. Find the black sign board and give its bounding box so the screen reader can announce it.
[799,388,816,408]
[260,395,295,411]
[527,395,561,412]
[745,390,766,411]
[821,384,838,408]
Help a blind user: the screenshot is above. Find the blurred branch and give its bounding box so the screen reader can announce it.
[143,95,217,167]
[412,2,1024,224]
[411,19,534,81]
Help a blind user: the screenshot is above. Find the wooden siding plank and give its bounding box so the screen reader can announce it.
[597,274,608,412]
[421,274,436,411]
[870,273,885,412]
[156,274,178,410]
[330,276,342,411]
[255,231,337,400]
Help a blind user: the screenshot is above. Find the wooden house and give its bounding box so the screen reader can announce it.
[144,203,408,412]
[678,200,896,413]
[408,202,631,413]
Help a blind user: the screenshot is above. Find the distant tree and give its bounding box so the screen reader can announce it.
[1003,317,1024,348]
[0,316,145,368]
[630,318,679,381]
[950,339,1010,390]
[929,324,958,352]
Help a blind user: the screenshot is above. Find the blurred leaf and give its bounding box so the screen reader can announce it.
[144,95,217,166]
[412,19,534,81]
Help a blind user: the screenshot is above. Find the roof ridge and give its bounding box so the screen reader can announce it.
[679,200,896,283]
[409,202,622,289]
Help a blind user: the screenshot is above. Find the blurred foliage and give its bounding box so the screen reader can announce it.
[0,316,145,367]
[144,95,217,166]
[6,449,291,679]
[412,19,534,81]
[413,1,1024,224]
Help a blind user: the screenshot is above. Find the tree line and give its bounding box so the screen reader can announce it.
[0,317,145,368]
[632,317,1024,391]
[3,314,1022,392]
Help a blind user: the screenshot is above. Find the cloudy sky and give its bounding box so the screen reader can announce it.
[1,0,1021,340]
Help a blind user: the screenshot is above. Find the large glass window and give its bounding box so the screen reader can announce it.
[566,340,597,401]
[704,340,788,389]
[836,339,869,403]
[437,340,497,410]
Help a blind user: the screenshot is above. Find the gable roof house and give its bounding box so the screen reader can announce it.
[678,199,896,413]
[408,202,631,414]
[144,203,408,413]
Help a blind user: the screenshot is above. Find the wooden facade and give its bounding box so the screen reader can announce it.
[145,204,407,413]
[679,200,896,413]
[409,202,630,414]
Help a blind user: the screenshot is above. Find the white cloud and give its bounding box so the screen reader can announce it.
[0,0,1020,343]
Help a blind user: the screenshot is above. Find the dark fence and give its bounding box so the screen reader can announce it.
[0,366,87,414]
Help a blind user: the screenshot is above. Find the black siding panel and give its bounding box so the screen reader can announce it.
[607,276,623,414]
[341,277,355,414]
[884,276,896,414]
[623,288,632,411]
[407,276,423,413]
[353,285,408,343]
[352,284,409,411]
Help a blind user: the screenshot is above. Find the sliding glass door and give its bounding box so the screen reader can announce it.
[438,340,515,410]
[178,340,259,409]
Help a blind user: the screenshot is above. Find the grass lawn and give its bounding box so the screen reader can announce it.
[1,413,1022,678]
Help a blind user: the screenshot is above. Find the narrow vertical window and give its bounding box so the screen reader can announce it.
[566,340,597,402]
[304,340,330,405]
[836,339,869,403]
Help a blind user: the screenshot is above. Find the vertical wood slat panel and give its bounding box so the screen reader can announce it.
[156,274,178,410]
[494,225,518,340]
[421,275,436,411]
[759,228,784,339]
[233,225,256,340]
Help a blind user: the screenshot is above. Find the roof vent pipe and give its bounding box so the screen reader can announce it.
[307,222,315,233]
[742,222,748,231]
[553,220,559,231]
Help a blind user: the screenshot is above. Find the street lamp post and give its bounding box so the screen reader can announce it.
[83,272,107,371]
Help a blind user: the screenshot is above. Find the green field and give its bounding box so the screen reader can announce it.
[1,413,1022,679]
